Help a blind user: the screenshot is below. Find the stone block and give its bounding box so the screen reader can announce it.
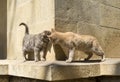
[52,62,100,80]
[99,0,120,8]
[55,19,77,33]
[100,58,120,75]
[0,76,9,82]
[100,4,120,29]
[0,63,8,75]
[8,61,52,81]
[55,0,100,25]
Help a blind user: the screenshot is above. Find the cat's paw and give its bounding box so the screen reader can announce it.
[35,59,39,62]
[23,60,26,62]
[101,58,106,62]
[84,58,88,61]
[66,59,72,63]
[41,58,46,61]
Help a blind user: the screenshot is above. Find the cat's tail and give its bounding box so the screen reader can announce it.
[19,22,29,35]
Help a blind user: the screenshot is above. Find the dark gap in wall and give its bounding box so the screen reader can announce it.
[0,0,7,59]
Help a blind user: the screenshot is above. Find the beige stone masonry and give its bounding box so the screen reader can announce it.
[0,58,120,81]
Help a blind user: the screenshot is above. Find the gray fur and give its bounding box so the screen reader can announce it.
[19,23,51,62]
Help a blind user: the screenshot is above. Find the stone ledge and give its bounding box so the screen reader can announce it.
[0,58,120,81]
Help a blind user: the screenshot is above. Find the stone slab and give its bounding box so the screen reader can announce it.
[0,65,8,75]
[0,59,120,81]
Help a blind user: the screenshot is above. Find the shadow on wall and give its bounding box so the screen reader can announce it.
[53,44,67,60]
[0,0,7,59]
[115,62,120,76]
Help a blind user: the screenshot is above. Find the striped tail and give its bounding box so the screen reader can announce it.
[19,23,29,35]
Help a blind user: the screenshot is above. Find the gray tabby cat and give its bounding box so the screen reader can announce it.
[19,23,51,62]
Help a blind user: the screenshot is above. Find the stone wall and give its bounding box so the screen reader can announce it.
[55,0,120,60]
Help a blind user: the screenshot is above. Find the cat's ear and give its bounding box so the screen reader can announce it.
[51,28,56,32]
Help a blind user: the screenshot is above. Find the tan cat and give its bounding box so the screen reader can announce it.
[48,28,105,63]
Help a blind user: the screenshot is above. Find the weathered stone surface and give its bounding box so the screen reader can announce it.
[98,0,120,8]
[77,22,120,58]
[100,4,120,29]
[101,27,120,58]
[0,76,9,82]
[55,19,77,33]
[0,65,8,75]
[8,61,52,81]
[8,61,98,81]
[52,63,100,80]
[55,0,100,25]
[55,0,100,36]
[100,58,120,75]
[0,59,120,81]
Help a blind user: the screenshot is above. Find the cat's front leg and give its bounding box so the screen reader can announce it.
[66,48,75,63]
[34,48,39,62]
[40,50,46,61]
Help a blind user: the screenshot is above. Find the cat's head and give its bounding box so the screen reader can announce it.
[41,30,51,43]
[48,28,59,44]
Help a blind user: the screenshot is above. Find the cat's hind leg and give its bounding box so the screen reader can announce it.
[84,52,93,61]
[66,48,75,63]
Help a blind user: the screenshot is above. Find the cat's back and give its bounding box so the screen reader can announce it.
[80,35,97,40]
[23,34,35,50]
[73,34,97,45]
[64,32,76,38]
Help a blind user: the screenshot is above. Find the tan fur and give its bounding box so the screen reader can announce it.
[49,28,105,63]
